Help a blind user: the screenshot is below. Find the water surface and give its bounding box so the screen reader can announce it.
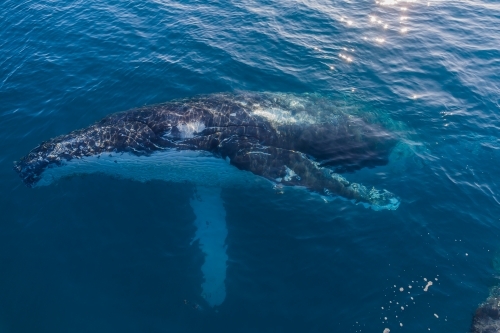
[1,0,500,332]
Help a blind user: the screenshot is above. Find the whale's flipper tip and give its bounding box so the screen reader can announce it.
[366,189,401,211]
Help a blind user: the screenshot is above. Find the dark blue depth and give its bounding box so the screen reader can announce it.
[1,0,500,332]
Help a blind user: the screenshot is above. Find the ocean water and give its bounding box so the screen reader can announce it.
[1,0,500,332]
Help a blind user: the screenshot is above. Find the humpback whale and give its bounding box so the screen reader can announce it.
[14,91,402,307]
[14,91,400,210]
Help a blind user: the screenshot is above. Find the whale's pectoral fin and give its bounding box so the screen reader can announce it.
[190,186,228,307]
[220,138,400,210]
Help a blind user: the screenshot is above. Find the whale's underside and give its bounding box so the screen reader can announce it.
[14,91,400,210]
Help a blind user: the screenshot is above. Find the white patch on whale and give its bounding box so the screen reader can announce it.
[252,107,316,126]
[176,121,206,139]
[190,187,228,307]
[283,166,299,181]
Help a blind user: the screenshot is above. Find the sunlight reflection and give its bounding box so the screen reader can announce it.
[339,53,353,62]
[340,17,354,27]
[379,0,417,5]
[334,0,428,72]
[352,0,431,104]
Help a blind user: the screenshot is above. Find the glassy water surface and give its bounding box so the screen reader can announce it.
[1,0,500,332]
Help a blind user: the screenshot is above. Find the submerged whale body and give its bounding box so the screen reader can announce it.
[14,91,400,210]
[471,286,500,333]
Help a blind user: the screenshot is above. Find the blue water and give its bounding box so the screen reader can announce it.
[1,0,500,332]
